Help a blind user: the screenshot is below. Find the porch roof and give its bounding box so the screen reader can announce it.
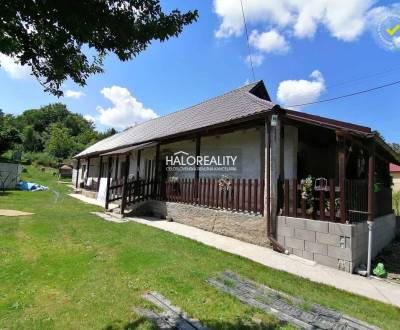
[100,142,157,156]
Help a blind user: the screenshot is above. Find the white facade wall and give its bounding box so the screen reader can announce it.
[74,123,299,185]
[200,128,263,179]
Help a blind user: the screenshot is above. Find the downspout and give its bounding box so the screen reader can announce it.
[266,110,288,254]
[367,140,375,276]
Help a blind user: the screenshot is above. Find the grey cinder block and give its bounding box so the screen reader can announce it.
[285,237,305,250]
[328,222,353,236]
[305,241,328,255]
[328,245,352,261]
[294,228,316,242]
[316,232,340,247]
[302,250,314,261]
[305,219,329,233]
[278,225,294,237]
[285,217,306,229]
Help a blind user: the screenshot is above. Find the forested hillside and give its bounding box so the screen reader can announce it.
[0,104,116,167]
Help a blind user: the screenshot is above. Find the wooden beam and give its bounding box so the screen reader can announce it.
[114,157,119,179]
[264,117,271,236]
[97,156,103,192]
[153,144,160,197]
[368,141,375,222]
[86,157,91,180]
[270,114,281,234]
[121,153,130,215]
[195,135,201,181]
[136,149,141,180]
[337,135,347,223]
[75,158,80,189]
[105,157,112,210]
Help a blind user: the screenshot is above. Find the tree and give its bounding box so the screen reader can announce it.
[0,1,198,96]
[22,125,42,152]
[45,124,75,159]
[390,143,400,155]
[0,110,21,154]
[98,128,118,140]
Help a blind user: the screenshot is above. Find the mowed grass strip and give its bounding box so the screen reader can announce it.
[0,166,398,329]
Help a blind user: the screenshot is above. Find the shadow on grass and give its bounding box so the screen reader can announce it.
[103,317,285,330]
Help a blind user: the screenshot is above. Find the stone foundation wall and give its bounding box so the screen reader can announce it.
[131,200,270,247]
[277,214,396,273]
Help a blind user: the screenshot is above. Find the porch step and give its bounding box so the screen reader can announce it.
[105,210,124,219]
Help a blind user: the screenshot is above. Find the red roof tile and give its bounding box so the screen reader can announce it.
[390,163,400,172]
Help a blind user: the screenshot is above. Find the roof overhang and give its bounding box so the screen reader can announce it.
[99,141,157,156]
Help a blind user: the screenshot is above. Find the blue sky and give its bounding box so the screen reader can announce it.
[0,0,399,143]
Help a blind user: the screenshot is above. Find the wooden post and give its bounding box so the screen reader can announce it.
[194,135,201,201]
[121,153,130,215]
[114,156,119,179]
[264,118,271,236]
[86,157,91,181]
[284,180,289,216]
[337,134,347,223]
[270,113,281,233]
[329,179,335,221]
[97,156,103,192]
[105,157,112,210]
[153,144,160,198]
[75,158,80,188]
[292,179,297,217]
[368,141,375,223]
[136,149,141,180]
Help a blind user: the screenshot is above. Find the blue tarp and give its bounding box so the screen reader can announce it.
[17,181,48,192]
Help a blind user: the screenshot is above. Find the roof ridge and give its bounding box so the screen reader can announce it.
[120,80,264,134]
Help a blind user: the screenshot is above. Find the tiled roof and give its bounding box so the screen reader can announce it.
[75,81,273,158]
[390,163,400,172]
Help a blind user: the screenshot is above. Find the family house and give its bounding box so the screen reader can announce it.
[390,163,400,192]
[73,81,399,273]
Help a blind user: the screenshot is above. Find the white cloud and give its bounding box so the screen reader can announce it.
[0,54,31,79]
[249,29,289,53]
[213,0,292,38]
[65,90,85,99]
[96,86,158,129]
[213,0,375,42]
[245,54,265,67]
[84,114,96,122]
[277,70,326,108]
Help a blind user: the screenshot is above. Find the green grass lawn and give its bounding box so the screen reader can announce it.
[0,166,399,329]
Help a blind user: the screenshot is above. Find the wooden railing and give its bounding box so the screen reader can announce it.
[125,179,158,204]
[282,179,341,222]
[375,185,392,217]
[108,178,124,202]
[163,178,265,215]
[111,176,393,221]
[346,180,368,222]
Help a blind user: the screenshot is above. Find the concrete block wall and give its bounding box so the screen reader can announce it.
[277,214,397,273]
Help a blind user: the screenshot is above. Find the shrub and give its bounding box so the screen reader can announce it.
[23,152,59,168]
[393,191,400,216]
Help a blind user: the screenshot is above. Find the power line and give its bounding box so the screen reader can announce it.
[326,65,400,90]
[288,79,400,108]
[240,0,255,82]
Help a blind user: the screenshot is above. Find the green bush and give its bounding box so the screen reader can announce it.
[393,191,400,216]
[23,152,59,168]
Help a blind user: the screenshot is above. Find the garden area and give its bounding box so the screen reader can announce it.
[0,166,400,329]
